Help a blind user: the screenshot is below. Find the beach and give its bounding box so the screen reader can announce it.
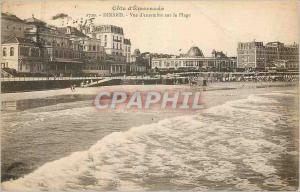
[1,82,299,191]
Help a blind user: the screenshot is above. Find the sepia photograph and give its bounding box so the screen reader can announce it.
[1,0,299,191]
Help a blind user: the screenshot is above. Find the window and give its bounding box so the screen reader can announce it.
[10,47,14,56]
[93,45,96,51]
[58,50,62,58]
[3,48,7,56]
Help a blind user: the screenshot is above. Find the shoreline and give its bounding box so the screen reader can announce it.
[1,81,298,102]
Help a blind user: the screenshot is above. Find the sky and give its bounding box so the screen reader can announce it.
[2,0,299,56]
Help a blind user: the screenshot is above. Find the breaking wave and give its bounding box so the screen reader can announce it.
[2,94,297,191]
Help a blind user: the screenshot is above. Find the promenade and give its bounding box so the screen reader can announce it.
[1,75,163,82]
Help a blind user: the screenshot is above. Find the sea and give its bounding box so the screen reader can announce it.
[1,86,299,191]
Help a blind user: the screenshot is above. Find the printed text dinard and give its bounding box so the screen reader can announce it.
[86,5,191,18]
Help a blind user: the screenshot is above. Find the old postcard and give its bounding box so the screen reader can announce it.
[1,0,299,191]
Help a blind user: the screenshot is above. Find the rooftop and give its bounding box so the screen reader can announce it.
[133,49,141,56]
[25,15,46,25]
[186,46,204,57]
[2,36,38,46]
[57,26,88,38]
[94,25,124,34]
[265,42,284,47]
[212,49,227,58]
[124,38,131,45]
[2,12,26,23]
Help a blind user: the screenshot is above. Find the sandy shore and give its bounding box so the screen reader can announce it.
[1,85,190,102]
[1,81,297,102]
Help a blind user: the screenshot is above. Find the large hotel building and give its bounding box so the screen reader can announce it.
[81,25,132,74]
[2,15,84,74]
[151,47,237,71]
[1,13,132,76]
[237,41,299,70]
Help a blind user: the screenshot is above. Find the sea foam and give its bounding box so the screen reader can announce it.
[2,94,295,191]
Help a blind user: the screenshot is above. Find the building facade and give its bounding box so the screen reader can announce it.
[81,38,109,75]
[1,37,45,73]
[83,25,126,62]
[58,26,109,75]
[265,42,299,69]
[152,47,237,71]
[123,38,131,63]
[1,13,134,76]
[237,41,299,70]
[129,49,147,73]
[237,41,264,69]
[25,16,84,75]
[81,24,129,74]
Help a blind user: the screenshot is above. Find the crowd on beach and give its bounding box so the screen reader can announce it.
[221,75,298,82]
[68,73,298,89]
[190,75,297,82]
[187,74,298,87]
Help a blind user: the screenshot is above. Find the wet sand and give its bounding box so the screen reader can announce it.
[2,81,297,102]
